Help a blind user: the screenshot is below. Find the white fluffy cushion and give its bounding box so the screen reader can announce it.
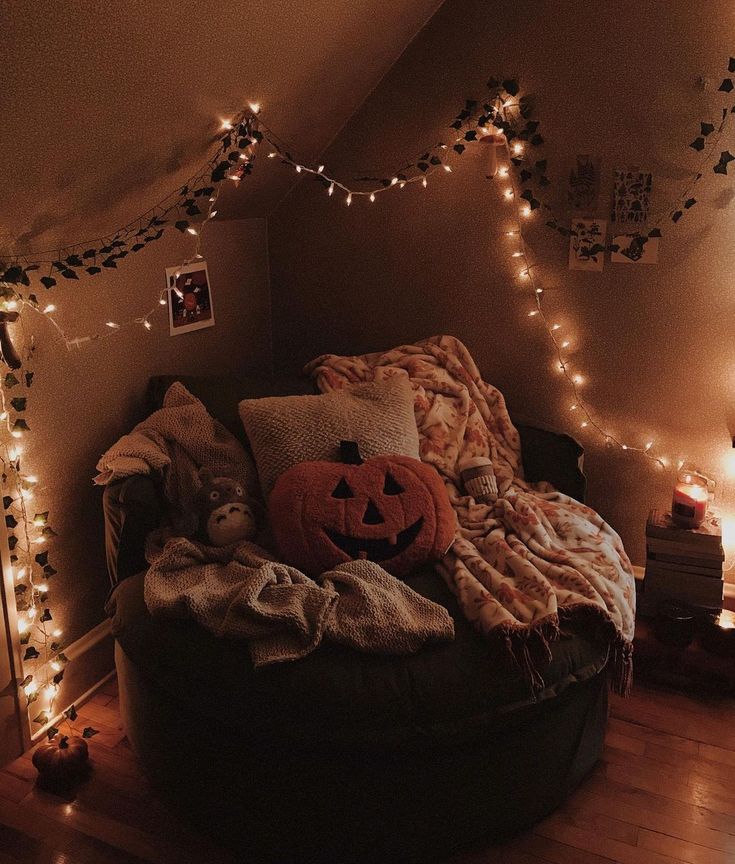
[239,376,420,498]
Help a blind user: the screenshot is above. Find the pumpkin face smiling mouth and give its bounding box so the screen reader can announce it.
[324,516,424,562]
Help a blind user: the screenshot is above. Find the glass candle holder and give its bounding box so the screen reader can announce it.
[671,467,709,529]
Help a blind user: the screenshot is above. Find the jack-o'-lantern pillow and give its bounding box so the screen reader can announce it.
[269,440,456,579]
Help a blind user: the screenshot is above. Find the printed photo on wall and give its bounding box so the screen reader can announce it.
[612,169,653,224]
[610,233,659,265]
[568,155,600,211]
[165,261,215,336]
[568,218,606,272]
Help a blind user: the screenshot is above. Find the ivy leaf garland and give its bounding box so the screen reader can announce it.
[0,113,261,292]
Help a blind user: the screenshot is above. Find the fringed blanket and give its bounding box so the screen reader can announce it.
[144,534,454,666]
[306,335,636,693]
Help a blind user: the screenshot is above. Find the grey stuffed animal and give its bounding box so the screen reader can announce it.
[194,467,257,546]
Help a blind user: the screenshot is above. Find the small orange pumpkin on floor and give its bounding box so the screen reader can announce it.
[32,735,89,788]
[269,440,456,578]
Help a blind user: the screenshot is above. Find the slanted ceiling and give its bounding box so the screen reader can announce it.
[1,0,443,253]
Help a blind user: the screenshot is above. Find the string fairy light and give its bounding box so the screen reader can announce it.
[1,71,734,707]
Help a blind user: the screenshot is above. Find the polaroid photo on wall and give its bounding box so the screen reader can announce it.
[568,155,601,212]
[165,261,215,336]
[568,218,606,271]
[612,168,653,224]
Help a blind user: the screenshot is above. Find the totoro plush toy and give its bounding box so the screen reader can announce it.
[194,468,257,546]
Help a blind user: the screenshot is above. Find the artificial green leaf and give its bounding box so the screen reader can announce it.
[453,144,465,154]
[65,705,78,722]
[40,608,52,621]
[4,373,19,388]
[175,220,189,233]
[719,78,734,92]
[502,79,519,96]
[25,372,33,387]
[3,496,12,509]
[33,712,49,725]
[60,269,78,280]
[684,198,696,208]
[11,397,26,412]
[33,512,48,526]
[35,551,49,566]
[13,420,29,433]
[701,122,715,136]
[24,646,40,660]
[5,515,17,529]
[82,727,99,739]
[102,258,117,269]
[82,249,97,259]
[40,276,56,289]
[86,266,101,275]
[53,669,64,685]
[672,210,683,222]
[47,726,59,740]
[648,228,662,237]
[690,137,705,151]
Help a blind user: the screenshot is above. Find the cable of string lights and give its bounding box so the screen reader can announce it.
[4,65,735,734]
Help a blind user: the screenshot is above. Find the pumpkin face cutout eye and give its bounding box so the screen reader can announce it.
[383,473,404,495]
[331,478,354,499]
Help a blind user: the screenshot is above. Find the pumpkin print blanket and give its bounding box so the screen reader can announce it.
[305,335,636,694]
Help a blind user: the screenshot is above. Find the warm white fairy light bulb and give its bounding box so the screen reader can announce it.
[443,165,452,173]
[143,320,152,331]
[52,628,62,638]
[512,142,524,155]
[369,193,376,203]
[268,152,277,158]
[5,300,18,311]
[317,165,325,174]
[51,661,61,672]
[221,119,233,130]
[527,310,539,317]
[390,177,398,186]
[504,189,514,200]
[248,102,260,114]
[295,165,302,173]
[18,618,29,634]
[561,340,570,348]
[105,321,119,329]
[23,680,38,696]
[43,305,56,314]
[328,183,335,196]
[512,251,523,258]
[573,374,584,385]
[37,583,48,594]
[346,193,353,206]
[498,166,509,178]
[521,206,531,217]
[186,227,198,235]
[422,177,428,188]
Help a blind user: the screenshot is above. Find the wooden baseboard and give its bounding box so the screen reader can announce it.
[30,619,114,744]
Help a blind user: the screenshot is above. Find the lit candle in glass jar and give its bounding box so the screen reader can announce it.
[672,468,709,528]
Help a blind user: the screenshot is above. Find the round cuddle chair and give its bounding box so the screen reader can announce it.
[103,374,608,864]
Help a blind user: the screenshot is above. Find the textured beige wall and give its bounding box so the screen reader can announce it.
[24,218,271,643]
[270,0,735,567]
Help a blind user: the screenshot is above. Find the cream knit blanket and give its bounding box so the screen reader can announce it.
[94,381,257,530]
[144,535,454,666]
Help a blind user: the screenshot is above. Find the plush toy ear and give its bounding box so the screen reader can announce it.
[198,467,215,486]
